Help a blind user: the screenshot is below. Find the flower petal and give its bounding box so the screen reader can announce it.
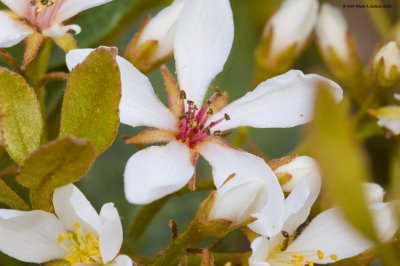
[55,0,113,23]
[282,172,321,235]
[99,203,123,264]
[211,70,343,132]
[1,0,29,17]
[0,209,25,219]
[53,184,101,235]
[0,11,33,48]
[210,175,268,225]
[0,210,66,263]
[198,138,285,236]
[42,23,81,37]
[66,48,178,131]
[363,182,385,204]
[174,0,234,105]
[138,0,185,60]
[284,202,398,264]
[249,237,272,266]
[124,140,195,204]
[111,255,133,266]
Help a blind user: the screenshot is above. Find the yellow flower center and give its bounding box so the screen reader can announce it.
[29,0,55,13]
[58,222,101,265]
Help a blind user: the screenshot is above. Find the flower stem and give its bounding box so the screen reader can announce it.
[0,49,22,72]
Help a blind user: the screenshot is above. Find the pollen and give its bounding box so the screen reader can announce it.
[306,260,314,266]
[317,250,325,259]
[58,221,101,265]
[330,254,338,261]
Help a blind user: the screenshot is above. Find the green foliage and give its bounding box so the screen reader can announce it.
[0,68,43,164]
[308,88,377,241]
[0,180,29,211]
[60,48,121,155]
[17,137,95,210]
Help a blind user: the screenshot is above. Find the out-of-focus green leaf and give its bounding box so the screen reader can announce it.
[0,180,29,210]
[59,47,121,154]
[17,136,95,210]
[307,88,378,241]
[0,68,43,164]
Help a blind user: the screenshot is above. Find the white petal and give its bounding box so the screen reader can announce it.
[249,237,272,266]
[138,0,185,60]
[394,93,400,101]
[99,203,123,264]
[210,175,268,225]
[374,41,400,79]
[124,140,195,204]
[275,156,319,192]
[53,184,102,235]
[370,202,399,241]
[42,23,81,37]
[174,0,234,105]
[199,140,285,236]
[55,0,113,23]
[363,182,385,204]
[282,173,321,235]
[1,0,29,17]
[0,209,25,219]
[316,3,349,60]
[0,11,33,48]
[111,255,133,266]
[284,208,372,264]
[0,211,66,263]
[267,0,318,56]
[378,117,400,135]
[211,70,343,132]
[66,48,178,131]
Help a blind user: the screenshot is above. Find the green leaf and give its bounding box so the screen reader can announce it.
[17,136,95,210]
[59,47,121,154]
[307,88,378,241]
[0,68,43,164]
[0,180,29,210]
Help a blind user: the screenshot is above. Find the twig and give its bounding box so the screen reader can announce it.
[0,164,18,178]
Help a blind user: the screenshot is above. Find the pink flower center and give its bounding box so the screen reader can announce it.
[26,0,65,30]
[176,90,230,147]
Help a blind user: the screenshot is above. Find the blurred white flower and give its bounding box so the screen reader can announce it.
[374,41,400,79]
[249,172,398,266]
[363,182,385,203]
[0,184,131,266]
[65,0,342,234]
[209,175,268,226]
[316,3,350,61]
[370,94,400,135]
[0,0,112,47]
[264,0,318,58]
[136,0,184,61]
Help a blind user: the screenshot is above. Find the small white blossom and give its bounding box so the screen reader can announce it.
[0,0,112,47]
[0,184,132,266]
[374,41,400,79]
[65,0,343,236]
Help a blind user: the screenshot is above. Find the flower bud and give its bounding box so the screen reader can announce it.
[272,156,319,192]
[255,0,318,78]
[209,175,268,226]
[363,182,385,203]
[369,105,400,135]
[125,0,184,72]
[373,41,400,87]
[316,3,362,81]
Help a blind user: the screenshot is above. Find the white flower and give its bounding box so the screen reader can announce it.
[65,0,342,234]
[0,0,112,47]
[209,175,268,226]
[370,95,400,135]
[136,0,185,61]
[265,0,318,57]
[374,41,400,79]
[316,3,350,61]
[0,184,132,266]
[249,172,398,266]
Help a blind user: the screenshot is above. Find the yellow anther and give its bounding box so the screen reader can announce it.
[330,254,338,261]
[317,250,325,259]
[67,232,73,240]
[73,222,80,229]
[306,260,314,266]
[57,234,65,243]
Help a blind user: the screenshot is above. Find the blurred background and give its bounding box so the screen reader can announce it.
[0,0,398,265]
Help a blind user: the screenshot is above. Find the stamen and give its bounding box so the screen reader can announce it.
[330,254,338,261]
[180,90,187,99]
[306,260,314,266]
[224,113,231,121]
[317,250,325,260]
